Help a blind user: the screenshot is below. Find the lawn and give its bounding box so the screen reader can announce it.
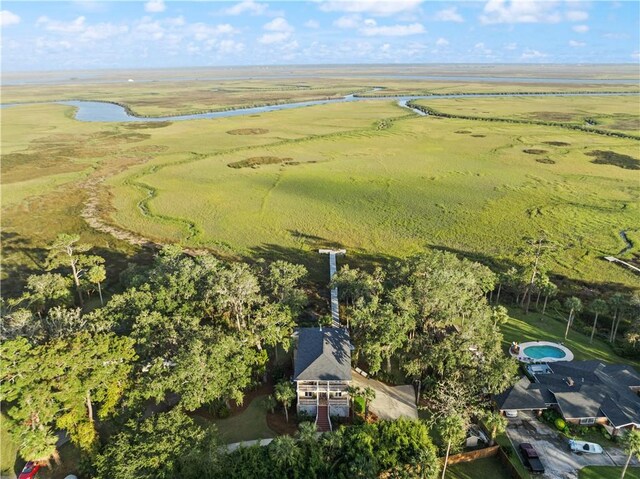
[501,308,640,368]
[193,395,276,445]
[1,414,18,479]
[445,456,512,479]
[579,465,640,479]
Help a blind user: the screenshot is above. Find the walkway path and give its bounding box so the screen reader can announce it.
[319,249,345,327]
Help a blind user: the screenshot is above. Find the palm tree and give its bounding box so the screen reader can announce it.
[620,429,640,479]
[362,386,376,420]
[268,435,302,473]
[609,293,626,343]
[297,421,318,443]
[346,385,362,419]
[483,411,508,446]
[564,297,582,339]
[541,281,557,316]
[262,394,277,414]
[438,413,465,479]
[588,298,608,344]
[274,381,296,423]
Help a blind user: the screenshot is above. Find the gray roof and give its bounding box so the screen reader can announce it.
[293,328,352,381]
[494,376,547,411]
[521,360,640,426]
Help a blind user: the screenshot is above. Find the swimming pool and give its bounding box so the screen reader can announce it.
[510,341,574,362]
[523,345,566,359]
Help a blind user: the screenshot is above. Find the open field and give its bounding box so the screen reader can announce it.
[501,309,640,368]
[415,95,640,135]
[103,102,639,289]
[445,456,512,479]
[2,75,639,297]
[579,466,640,479]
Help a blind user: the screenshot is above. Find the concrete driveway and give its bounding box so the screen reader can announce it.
[505,413,638,479]
[352,372,418,420]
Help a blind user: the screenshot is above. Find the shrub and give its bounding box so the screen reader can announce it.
[296,411,312,424]
[353,396,365,415]
[555,418,566,431]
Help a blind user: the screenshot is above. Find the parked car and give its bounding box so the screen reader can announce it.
[504,410,518,418]
[569,439,604,454]
[519,443,545,474]
[18,462,41,479]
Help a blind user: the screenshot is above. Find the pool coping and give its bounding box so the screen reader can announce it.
[509,340,574,363]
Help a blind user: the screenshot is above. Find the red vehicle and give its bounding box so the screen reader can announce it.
[18,462,41,479]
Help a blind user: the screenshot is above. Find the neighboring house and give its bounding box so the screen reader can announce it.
[293,327,352,431]
[495,360,640,436]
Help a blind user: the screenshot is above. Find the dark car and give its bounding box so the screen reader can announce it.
[18,462,41,479]
[519,442,545,474]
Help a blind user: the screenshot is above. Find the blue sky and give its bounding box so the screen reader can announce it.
[2,1,639,71]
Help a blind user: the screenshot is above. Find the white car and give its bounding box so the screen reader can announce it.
[504,410,518,418]
[569,439,604,454]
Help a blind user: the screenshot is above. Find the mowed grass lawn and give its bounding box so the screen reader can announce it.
[502,308,640,368]
[579,466,640,479]
[193,395,276,445]
[109,106,639,288]
[445,456,512,479]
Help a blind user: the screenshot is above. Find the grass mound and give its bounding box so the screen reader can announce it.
[228,156,293,169]
[523,149,548,155]
[471,134,486,137]
[530,111,575,122]
[542,141,571,146]
[586,150,640,170]
[227,128,269,135]
[454,130,472,134]
[123,122,172,129]
[536,158,556,164]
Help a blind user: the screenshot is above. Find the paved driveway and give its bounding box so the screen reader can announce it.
[505,414,638,479]
[352,372,418,420]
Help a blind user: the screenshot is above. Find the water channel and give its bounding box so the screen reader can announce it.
[1,91,638,122]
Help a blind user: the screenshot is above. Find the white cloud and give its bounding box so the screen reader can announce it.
[474,42,492,54]
[436,37,449,46]
[572,24,589,33]
[359,22,425,37]
[259,17,294,44]
[569,40,585,47]
[434,7,464,23]
[258,32,290,44]
[1,10,21,27]
[304,19,320,29]
[218,39,245,53]
[318,0,423,17]
[480,0,562,25]
[223,0,268,16]
[144,0,166,13]
[334,15,361,29]
[566,10,588,22]
[263,17,293,32]
[504,42,517,50]
[36,15,129,42]
[632,52,640,60]
[521,48,547,59]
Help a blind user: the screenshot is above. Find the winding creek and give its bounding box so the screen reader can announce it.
[2,91,638,122]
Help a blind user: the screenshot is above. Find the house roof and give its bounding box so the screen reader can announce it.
[507,360,640,426]
[293,328,352,381]
[494,376,547,411]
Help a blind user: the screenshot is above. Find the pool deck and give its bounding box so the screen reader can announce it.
[509,340,574,363]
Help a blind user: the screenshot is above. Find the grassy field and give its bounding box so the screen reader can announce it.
[1,414,18,479]
[445,456,512,479]
[103,102,639,289]
[2,77,639,298]
[501,308,640,368]
[579,465,640,479]
[415,95,640,135]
